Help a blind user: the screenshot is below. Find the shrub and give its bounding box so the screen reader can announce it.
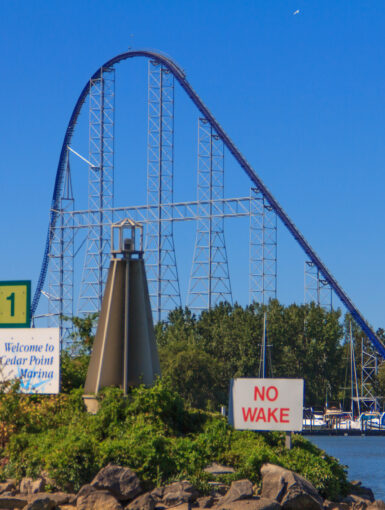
[0,381,348,499]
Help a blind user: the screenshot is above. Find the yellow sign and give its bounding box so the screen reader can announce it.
[0,281,31,328]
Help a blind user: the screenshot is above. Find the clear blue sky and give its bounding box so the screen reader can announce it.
[1,0,385,329]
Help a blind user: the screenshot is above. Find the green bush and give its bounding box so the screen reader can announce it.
[0,381,348,499]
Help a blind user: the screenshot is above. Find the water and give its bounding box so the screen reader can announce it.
[305,435,385,501]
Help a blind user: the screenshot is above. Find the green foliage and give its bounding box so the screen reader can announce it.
[157,301,345,409]
[0,380,348,499]
[0,304,354,498]
[60,313,98,392]
[62,313,99,355]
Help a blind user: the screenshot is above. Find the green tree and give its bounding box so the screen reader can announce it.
[156,301,345,409]
[60,313,98,392]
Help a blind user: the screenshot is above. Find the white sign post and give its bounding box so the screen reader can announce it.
[228,378,304,432]
[0,328,60,394]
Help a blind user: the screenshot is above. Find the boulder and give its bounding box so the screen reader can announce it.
[162,481,199,506]
[127,492,156,510]
[29,492,76,506]
[220,480,254,504]
[20,477,45,495]
[260,463,323,510]
[0,480,16,495]
[164,504,190,510]
[342,495,370,510]
[367,502,385,510]
[77,484,123,510]
[215,498,281,510]
[0,495,28,508]
[91,464,141,502]
[24,497,56,510]
[349,487,375,504]
[151,487,164,502]
[323,500,350,510]
[197,495,215,508]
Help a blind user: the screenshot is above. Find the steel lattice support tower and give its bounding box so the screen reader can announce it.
[78,67,115,315]
[187,118,233,312]
[304,261,332,310]
[360,339,379,411]
[47,154,74,344]
[145,60,181,322]
[249,187,277,304]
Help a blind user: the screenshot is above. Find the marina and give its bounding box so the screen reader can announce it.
[303,408,385,435]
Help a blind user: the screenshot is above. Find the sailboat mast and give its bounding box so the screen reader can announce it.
[262,312,267,378]
[350,322,354,415]
[350,322,361,417]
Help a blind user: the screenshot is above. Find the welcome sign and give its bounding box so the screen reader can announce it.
[228,378,303,431]
[0,328,60,393]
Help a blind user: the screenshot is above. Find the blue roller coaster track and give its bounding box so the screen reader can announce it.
[32,49,385,358]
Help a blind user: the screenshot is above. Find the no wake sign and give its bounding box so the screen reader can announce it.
[228,378,304,431]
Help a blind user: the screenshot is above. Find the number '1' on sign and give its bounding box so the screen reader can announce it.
[0,281,31,328]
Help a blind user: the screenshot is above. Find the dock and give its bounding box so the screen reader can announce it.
[302,428,385,436]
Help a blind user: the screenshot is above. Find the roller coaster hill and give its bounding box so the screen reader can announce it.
[29,49,385,364]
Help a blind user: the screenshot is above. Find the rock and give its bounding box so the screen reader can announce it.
[29,492,76,506]
[127,492,156,510]
[163,481,199,506]
[151,488,164,502]
[58,506,76,510]
[260,463,323,510]
[215,498,281,510]
[24,497,56,510]
[349,487,375,503]
[91,463,141,502]
[323,500,350,510]
[342,495,369,510]
[77,484,123,510]
[165,504,190,510]
[197,496,215,508]
[20,477,45,495]
[0,480,16,494]
[204,464,236,476]
[220,480,254,504]
[367,502,385,510]
[0,495,28,508]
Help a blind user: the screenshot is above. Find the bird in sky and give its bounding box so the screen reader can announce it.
[293,9,300,15]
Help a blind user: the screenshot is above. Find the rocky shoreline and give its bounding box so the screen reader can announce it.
[0,462,383,510]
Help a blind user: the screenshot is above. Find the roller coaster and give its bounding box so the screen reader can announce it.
[31,49,385,359]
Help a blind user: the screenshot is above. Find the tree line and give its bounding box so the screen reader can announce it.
[61,300,385,412]
[155,300,385,411]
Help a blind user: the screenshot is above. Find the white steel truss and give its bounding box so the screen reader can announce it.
[146,61,181,322]
[304,260,332,311]
[43,197,252,334]
[249,187,277,304]
[47,154,74,345]
[187,118,232,312]
[360,339,379,411]
[78,67,115,315]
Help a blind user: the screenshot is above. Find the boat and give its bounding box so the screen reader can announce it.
[302,407,327,429]
[358,412,382,430]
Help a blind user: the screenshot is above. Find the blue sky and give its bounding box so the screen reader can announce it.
[1,0,385,329]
